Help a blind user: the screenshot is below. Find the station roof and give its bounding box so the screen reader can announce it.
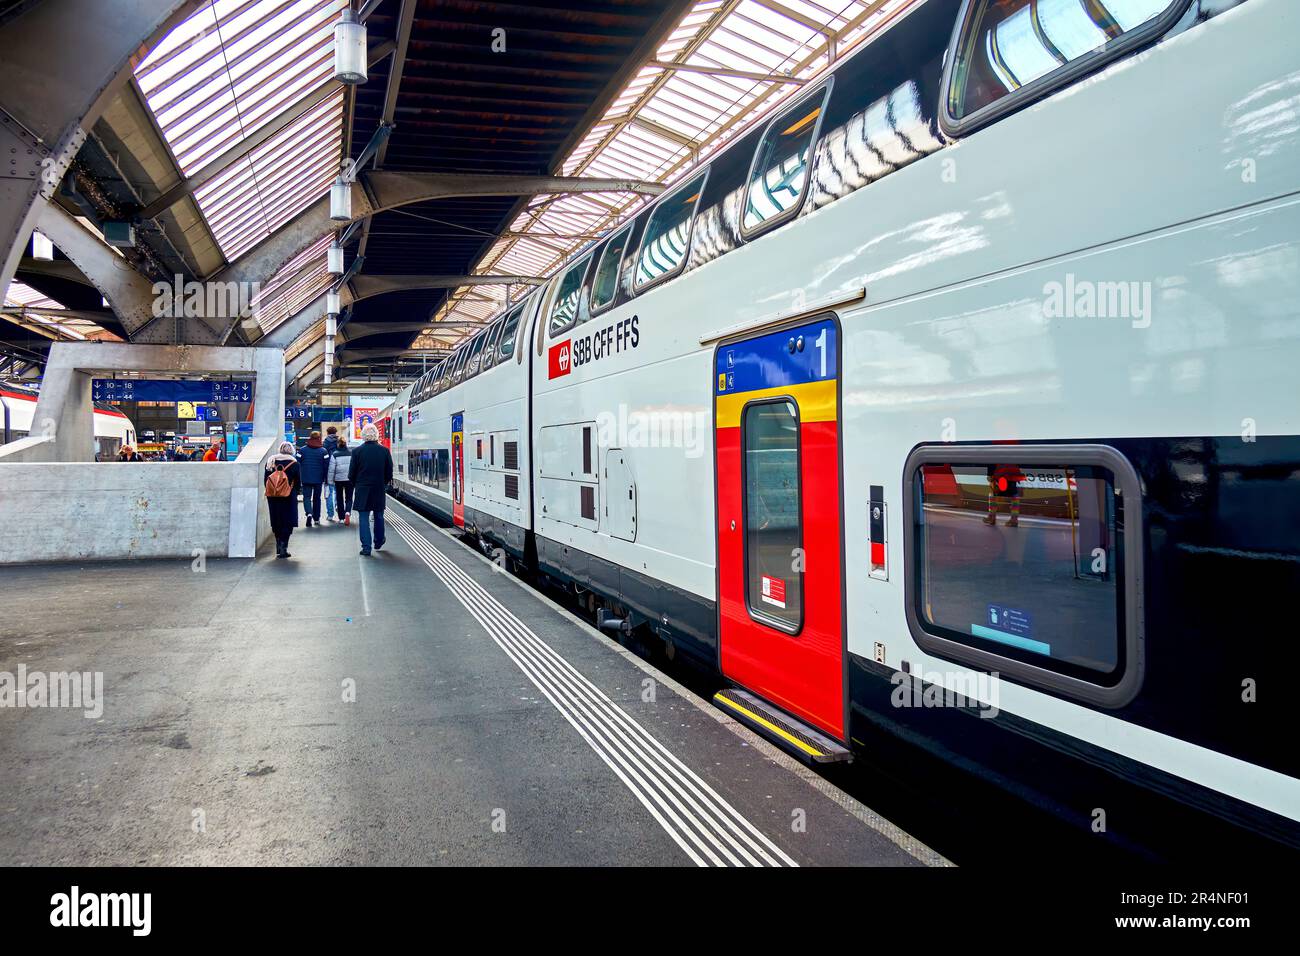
[6,0,914,391]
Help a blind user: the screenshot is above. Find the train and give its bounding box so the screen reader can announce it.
[385,0,1299,856]
[1,383,136,458]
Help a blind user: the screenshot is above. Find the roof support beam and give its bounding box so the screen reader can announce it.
[375,0,417,170]
[646,60,807,85]
[349,273,545,299]
[339,320,481,342]
[205,171,659,344]
[0,0,201,303]
[261,272,544,351]
[33,201,230,342]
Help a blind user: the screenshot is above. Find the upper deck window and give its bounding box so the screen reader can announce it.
[463,331,489,379]
[497,303,524,362]
[742,85,830,237]
[480,320,505,372]
[548,254,591,338]
[634,170,707,291]
[590,225,632,313]
[944,0,1188,134]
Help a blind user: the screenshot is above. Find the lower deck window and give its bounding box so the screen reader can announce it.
[905,446,1142,707]
[743,400,803,632]
[408,449,450,492]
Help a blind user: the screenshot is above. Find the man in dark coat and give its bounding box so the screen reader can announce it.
[321,426,340,521]
[296,430,329,526]
[348,423,392,556]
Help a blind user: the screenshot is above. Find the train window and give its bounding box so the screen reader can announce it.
[589,224,633,314]
[549,254,591,337]
[942,0,1189,135]
[464,332,489,379]
[903,445,1144,708]
[450,346,470,385]
[634,169,707,291]
[480,319,504,371]
[742,400,803,634]
[742,83,831,237]
[496,303,524,362]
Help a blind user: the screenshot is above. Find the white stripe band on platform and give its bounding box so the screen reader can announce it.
[388,513,796,868]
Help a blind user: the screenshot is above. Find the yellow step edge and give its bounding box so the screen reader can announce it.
[714,692,826,758]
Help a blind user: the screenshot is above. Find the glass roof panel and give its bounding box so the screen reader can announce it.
[427,1,921,341]
[135,0,348,261]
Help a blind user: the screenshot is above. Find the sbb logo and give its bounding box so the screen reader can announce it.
[548,340,572,379]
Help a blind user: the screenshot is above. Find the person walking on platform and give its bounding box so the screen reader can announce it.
[327,437,354,525]
[349,423,392,556]
[203,440,220,462]
[322,426,340,522]
[297,430,329,527]
[265,441,301,559]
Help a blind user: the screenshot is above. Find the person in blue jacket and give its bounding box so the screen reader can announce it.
[296,430,329,527]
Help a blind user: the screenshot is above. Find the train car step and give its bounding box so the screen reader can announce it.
[712,688,851,764]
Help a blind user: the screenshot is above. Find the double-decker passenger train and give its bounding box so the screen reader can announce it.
[1,383,136,458]
[388,0,1299,855]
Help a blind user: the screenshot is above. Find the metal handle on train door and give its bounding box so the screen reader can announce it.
[730,520,735,531]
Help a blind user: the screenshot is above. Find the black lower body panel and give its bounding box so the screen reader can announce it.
[847,652,1300,861]
[535,535,716,666]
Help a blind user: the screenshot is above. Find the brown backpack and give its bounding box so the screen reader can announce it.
[265,459,293,498]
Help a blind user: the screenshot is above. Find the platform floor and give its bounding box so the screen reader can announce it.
[0,497,942,867]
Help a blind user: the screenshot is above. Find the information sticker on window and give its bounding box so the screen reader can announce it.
[761,575,787,609]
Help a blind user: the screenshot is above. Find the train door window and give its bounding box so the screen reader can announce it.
[634,169,707,291]
[590,224,633,314]
[943,0,1188,135]
[548,254,591,337]
[742,400,803,633]
[742,83,831,237]
[903,445,1143,707]
[497,304,524,362]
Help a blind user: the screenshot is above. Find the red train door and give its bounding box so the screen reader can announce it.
[714,316,845,740]
[452,411,465,528]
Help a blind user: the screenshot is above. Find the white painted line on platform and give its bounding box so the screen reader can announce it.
[358,550,372,617]
[389,512,796,868]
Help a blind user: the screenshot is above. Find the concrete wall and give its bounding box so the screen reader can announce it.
[0,459,263,562]
[0,342,285,564]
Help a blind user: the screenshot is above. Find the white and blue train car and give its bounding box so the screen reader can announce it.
[392,0,1300,858]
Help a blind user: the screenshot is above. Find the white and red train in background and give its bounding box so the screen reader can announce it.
[1,383,136,458]
[384,0,1296,857]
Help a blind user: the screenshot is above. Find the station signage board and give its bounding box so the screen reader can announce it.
[91,379,253,403]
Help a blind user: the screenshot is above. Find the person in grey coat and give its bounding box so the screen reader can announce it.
[348,424,392,555]
[326,438,354,525]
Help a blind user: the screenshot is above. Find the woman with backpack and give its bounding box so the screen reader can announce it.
[265,440,301,559]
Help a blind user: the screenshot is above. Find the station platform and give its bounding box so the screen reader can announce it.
[0,496,944,867]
